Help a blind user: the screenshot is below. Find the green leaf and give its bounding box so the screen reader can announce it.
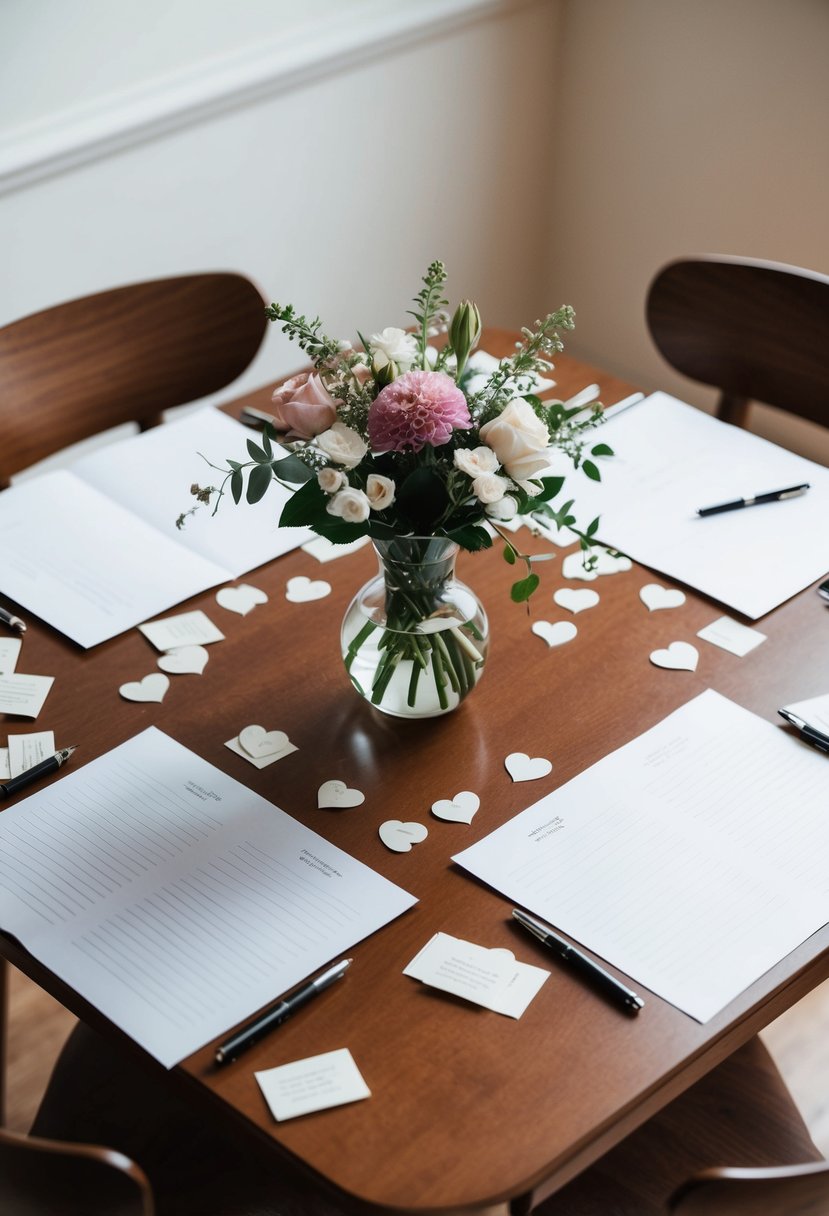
[510,573,540,603]
[581,459,601,482]
[502,545,516,566]
[586,515,600,537]
[261,428,273,459]
[278,477,329,528]
[396,466,449,532]
[246,463,273,504]
[246,438,268,463]
[533,475,565,503]
[446,524,492,552]
[227,459,242,471]
[591,442,614,457]
[271,453,314,484]
[230,469,243,505]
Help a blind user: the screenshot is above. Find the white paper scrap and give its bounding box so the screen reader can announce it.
[302,535,370,563]
[139,610,225,652]
[0,749,10,780]
[0,638,22,673]
[256,1048,371,1121]
[780,692,829,734]
[0,673,54,718]
[403,932,549,1018]
[697,616,766,657]
[8,731,55,778]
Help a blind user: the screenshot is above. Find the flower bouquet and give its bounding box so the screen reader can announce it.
[188,261,610,717]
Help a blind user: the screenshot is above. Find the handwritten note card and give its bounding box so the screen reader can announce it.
[8,731,55,778]
[0,674,54,717]
[139,610,225,651]
[0,638,22,673]
[403,932,549,1018]
[256,1048,370,1121]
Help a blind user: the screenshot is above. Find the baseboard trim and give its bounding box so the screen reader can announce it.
[0,0,537,196]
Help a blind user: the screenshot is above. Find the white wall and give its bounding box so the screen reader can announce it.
[548,0,829,462]
[0,0,561,403]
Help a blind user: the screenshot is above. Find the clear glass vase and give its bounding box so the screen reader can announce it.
[341,536,489,719]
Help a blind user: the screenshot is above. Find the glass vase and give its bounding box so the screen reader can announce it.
[341,536,489,719]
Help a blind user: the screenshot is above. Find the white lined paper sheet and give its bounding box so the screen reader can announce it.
[0,728,416,1066]
[454,691,829,1021]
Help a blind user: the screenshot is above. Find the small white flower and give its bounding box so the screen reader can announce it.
[365,473,396,511]
[326,487,371,523]
[317,467,347,494]
[316,421,368,468]
[486,495,519,521]
[368,326,418,371]
[454,446,500,478]
[472,472,509,504]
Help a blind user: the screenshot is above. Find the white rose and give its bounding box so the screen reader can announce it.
[316,421,368,468]
[453,446,500,477]
[368,326,418,371]
[472,472,509,504]
[366,473,396,511]
[486,495,519,520]
[326,487,370,523]
[317,467,347,494]
[479,399,551,481]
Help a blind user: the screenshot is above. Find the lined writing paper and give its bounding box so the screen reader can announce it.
[454,691,829,1021]
[0,729,416,1065]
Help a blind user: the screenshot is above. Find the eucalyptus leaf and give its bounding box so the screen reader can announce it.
[271,453,314,484]
[230,469,243,505]
[510,573,540,603]
[582,459,601,481]
[246,438,268,463]
[591,442,614,457]
[246,463,273,504]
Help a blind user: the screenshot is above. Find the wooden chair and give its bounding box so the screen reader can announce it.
[0,271,267,488]
[645,254,829,428]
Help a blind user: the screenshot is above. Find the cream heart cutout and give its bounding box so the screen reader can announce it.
[378,820,429,853]
[430,791,480,824]
[238,724,292,758]
[640,583,686,611]
[318,779,365,809]
[593,549,632,575]
[215,584,268,615]
[532,620,577,648]
[157,645,209,675]
[553,588,600,614]
[119,673,170,703]
[649,641,699,672]
[505,752,553,782]
[561,552,598,582]
[285,576,332,603]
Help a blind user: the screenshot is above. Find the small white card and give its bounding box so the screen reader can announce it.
[8,730,55,778]
[301,535,370,563]
[781,692,829,734]
[403,932,549,1018]
[139,610,225,652]
[697,615,767,657]
[255,1048,371,1121]
[0,637,22,673]
[0,673,55,718]
[0,748,10,780]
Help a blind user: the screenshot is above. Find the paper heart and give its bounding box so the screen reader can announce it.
[318,780,365,809]
[119,673,170,703]
[505,752,553,782]
[157,645,209,675]
[215,584,268,615]
[378,820,429,853]
[285,576,332,603]
[649,641,699,672]
[561,552,598,582]
[553,588,600,614]
[640,583,686,611]
[532,620,578,648]
[239,724,292,758]
[593,549,632,575]
[430,791,480,824]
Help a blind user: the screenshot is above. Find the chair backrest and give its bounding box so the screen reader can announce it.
[669,1160,829,1215]
[645,255,829,428]
[0,272,267,487]
[0,1125,154,1216]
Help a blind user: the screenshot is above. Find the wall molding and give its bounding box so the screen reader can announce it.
[0,0,538,196]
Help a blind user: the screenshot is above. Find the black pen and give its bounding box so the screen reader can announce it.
[0,746,77,799]
[696,483,810,517]
[214,958,352,1065]
[512,909,644,1014]
[0,605,26,633]
[777,710,829,755]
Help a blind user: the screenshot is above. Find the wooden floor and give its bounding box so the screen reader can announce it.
[6,963,829,1156]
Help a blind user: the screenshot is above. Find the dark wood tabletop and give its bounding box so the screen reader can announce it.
[3,332,829,1215]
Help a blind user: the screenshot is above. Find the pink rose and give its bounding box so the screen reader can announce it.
[270,372,339,439]
[368,370,471,453]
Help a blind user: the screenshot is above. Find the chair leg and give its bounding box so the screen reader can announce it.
[716,393,750,427]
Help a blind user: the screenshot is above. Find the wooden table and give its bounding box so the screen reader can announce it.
[3,333,829,1215]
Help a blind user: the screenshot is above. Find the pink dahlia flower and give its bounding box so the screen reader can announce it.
[368,370,471,453]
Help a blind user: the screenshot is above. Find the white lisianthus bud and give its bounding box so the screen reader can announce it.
[472,472,509,504]
[368,327,418,372]
[316,421,368,468]
[479,399,551,481]
[317,467,347,494]
[326,487,371,523]
[454,446,500,478]
[365,473,396,511]
[486,495,519,520]
[449,299,482,379]
[372,354,399,387]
